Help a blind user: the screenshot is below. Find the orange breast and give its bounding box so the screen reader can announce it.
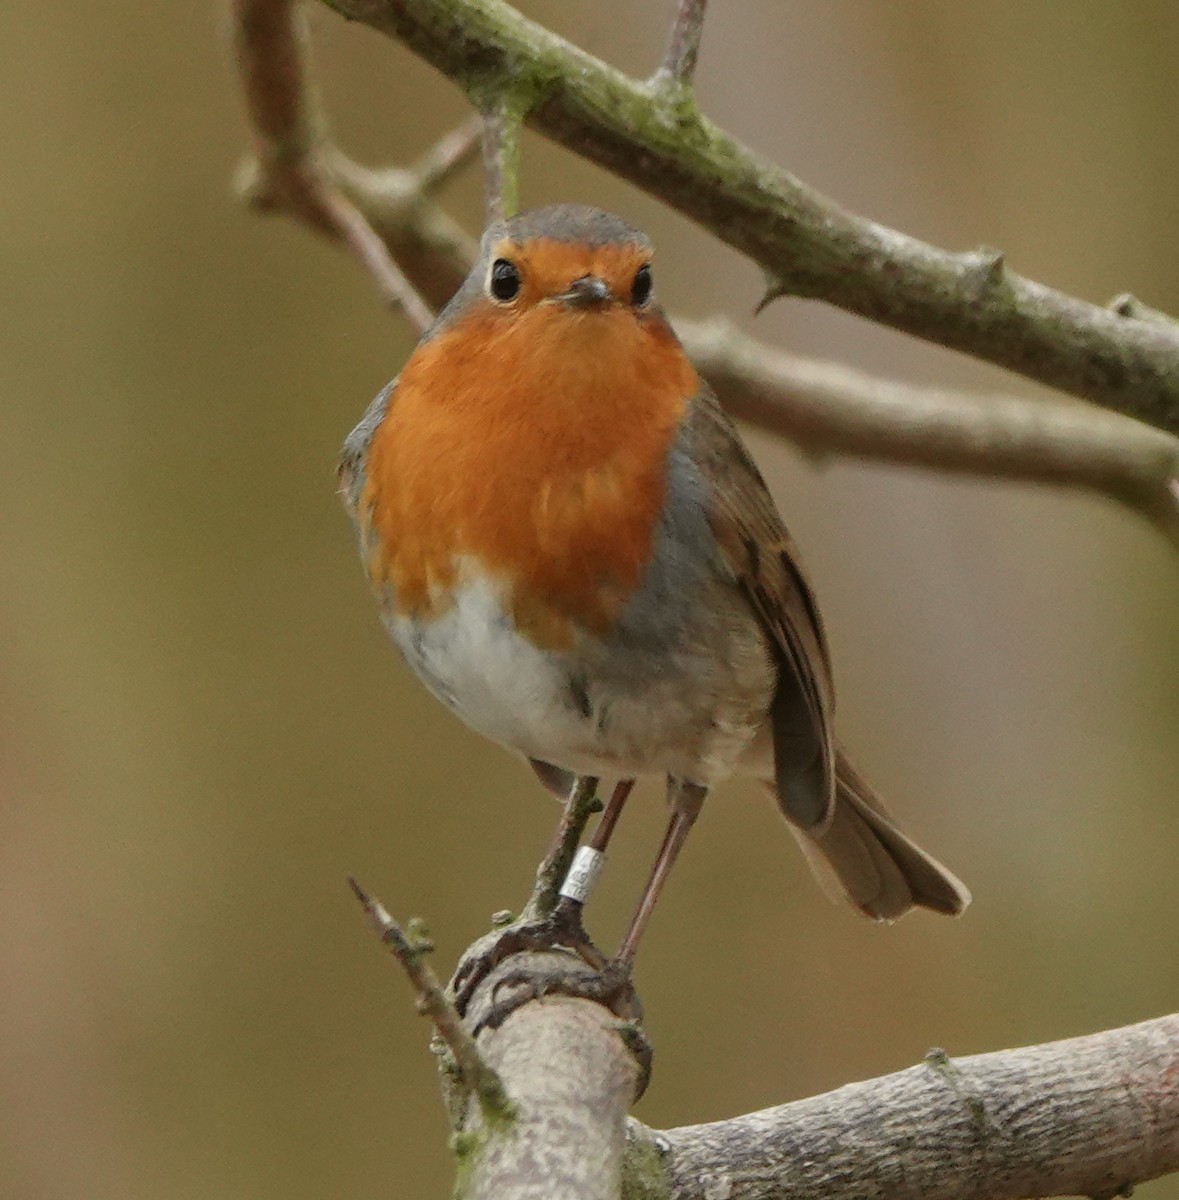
[359,301,699,649]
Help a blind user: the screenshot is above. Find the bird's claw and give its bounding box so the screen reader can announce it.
[474,956,650,1097]
[448,898,606,1016]
[479,956,641,1030]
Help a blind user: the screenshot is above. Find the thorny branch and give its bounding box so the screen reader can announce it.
[231,1,1179,550]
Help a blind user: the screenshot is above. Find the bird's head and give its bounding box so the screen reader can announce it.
[434,205,669,369]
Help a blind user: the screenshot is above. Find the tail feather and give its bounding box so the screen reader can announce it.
[782,751,970,921]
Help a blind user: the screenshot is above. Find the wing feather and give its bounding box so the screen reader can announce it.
[686,385,837,831]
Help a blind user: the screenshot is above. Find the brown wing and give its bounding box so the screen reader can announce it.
[686,384,837,832]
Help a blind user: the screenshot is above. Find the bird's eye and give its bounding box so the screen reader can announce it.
[631,264,653,306]
[489,258,521,302]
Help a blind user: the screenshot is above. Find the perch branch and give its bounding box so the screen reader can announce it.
[324,0,1179,437]
[632,1011,1179,1200]
[458,950,641,1200]
[346,876,513,1124]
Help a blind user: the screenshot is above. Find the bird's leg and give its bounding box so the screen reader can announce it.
[615,779,706,963]
[468,778,701,1079]
[591,779,636,853]
[551,778,636,921]
[450,775,606,1015]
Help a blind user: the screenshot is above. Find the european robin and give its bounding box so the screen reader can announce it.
[339,204,968,963]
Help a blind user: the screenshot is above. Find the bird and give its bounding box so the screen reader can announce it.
[338,203,969,968]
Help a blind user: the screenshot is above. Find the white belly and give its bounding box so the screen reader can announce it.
[385,568,773,784]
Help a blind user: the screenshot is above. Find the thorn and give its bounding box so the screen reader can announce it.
[754,270,791,315]
[924,1046,950,1068]
[347,873,371,908]
[1107,292,1177,326]
[924,1047,994,1134]
[962,245,1006,291]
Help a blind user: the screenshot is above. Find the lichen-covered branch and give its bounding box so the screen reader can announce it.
[230,0,1179,551]
[327,0,1179,437]
[631,1011,1179,1200]
[480,100,522,223]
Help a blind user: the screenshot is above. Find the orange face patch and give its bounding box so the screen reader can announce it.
[359,244,699,649]
[483,237,650,310]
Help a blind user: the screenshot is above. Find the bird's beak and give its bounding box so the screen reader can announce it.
[555,275,613,309]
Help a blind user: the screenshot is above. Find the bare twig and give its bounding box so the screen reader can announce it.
[232,0,434,332]
[347,876,514,1124]
[409,111,484,195]
[316,182,436,331]
[481,100,523,224]
[636,1011,1179,1200]
[328,0,1179,437]
[654,0,708,90]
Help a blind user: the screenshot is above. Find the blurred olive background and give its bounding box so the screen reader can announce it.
[3,1,1178,1197]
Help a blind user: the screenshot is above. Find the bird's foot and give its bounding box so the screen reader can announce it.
[448,897,606,1017]
[478,954,640,1030]
[475,953,651,1097]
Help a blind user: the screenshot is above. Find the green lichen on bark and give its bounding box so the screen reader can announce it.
[621,1127,671,1200]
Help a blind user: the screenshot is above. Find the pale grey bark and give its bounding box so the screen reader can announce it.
[450,957,1179,1200]
[634,1011,1179,1200]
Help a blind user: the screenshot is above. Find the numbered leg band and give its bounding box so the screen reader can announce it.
[559,846,607,904]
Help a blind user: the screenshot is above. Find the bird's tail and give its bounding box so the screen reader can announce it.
[782,750,970,921]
